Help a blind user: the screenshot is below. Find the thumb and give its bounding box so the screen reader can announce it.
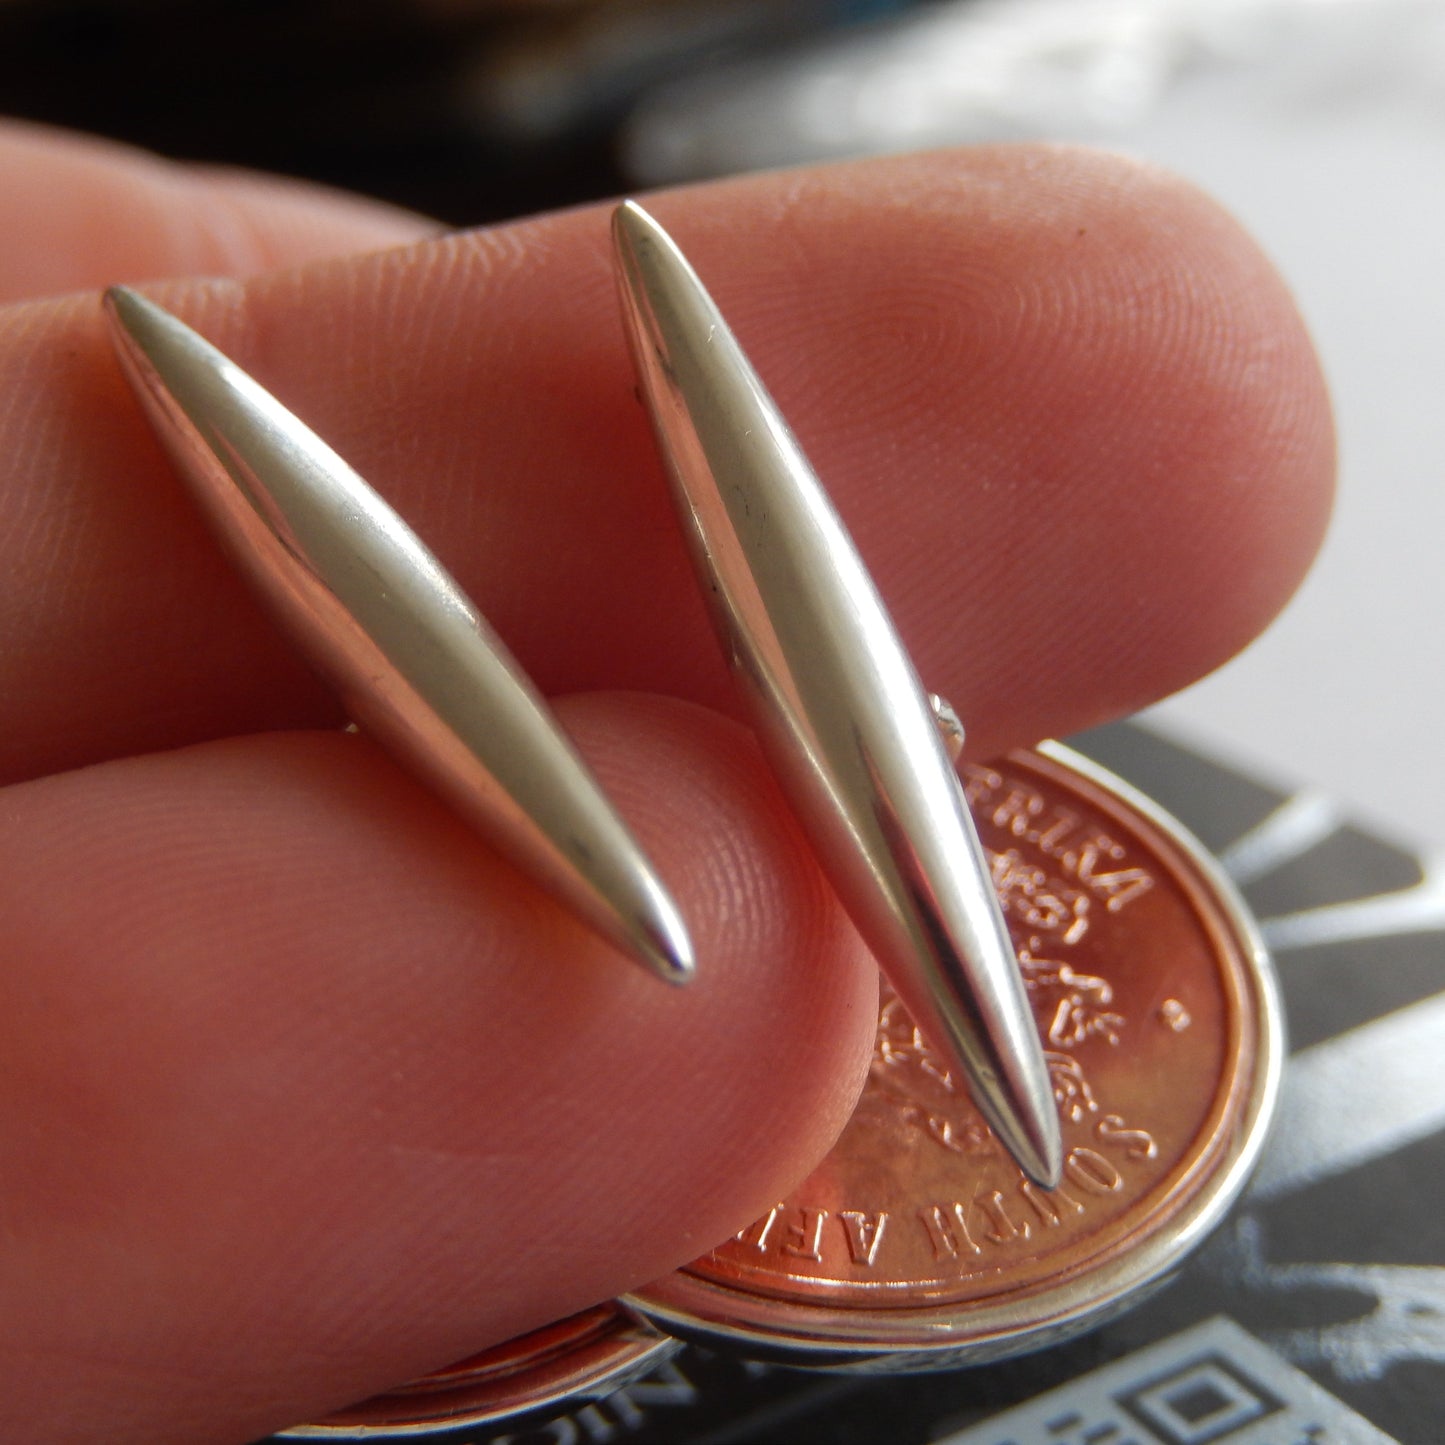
[0,694,878,1444]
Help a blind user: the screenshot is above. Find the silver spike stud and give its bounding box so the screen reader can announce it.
[611,201,1061,1184]
[104,286,694,986]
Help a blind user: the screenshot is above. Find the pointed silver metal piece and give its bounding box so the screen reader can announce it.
[612,201,1061,1184]
[104,285,694,986]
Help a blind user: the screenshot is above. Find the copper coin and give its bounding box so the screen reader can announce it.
[628,742,1283,1368]
[280,1304,676,1438]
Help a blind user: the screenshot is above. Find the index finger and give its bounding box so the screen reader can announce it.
[0,146,1331,785]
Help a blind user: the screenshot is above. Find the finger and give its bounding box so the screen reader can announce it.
[0,146,1333,784]
[0,118,436,304]
[0,694,877,1445]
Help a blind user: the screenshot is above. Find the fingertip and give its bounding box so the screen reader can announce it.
[712,145,1336,753]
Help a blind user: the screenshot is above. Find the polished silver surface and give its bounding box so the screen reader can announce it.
[104,287,693,985]
[611,201,1061,1185]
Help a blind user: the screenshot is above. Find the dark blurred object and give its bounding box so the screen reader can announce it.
[0,0,918,225]
[0,0,613,224]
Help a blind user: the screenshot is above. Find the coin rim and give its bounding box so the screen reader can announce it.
[624,740,1286,1367]
[276,1305,678,1439]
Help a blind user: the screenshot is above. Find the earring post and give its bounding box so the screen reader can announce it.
[611,201,1061,1186]
[104,286,694,987]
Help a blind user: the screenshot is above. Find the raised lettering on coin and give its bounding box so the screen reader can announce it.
[636,745,1273,1356]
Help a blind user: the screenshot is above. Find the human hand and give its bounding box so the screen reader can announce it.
[0,119,1332,1443]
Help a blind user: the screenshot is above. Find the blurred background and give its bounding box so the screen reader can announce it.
[3,0,1442,844]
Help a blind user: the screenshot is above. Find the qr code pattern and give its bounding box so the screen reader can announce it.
[943,1318,1396,1445]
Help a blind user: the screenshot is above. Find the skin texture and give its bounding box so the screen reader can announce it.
[0,121,1333,1443]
